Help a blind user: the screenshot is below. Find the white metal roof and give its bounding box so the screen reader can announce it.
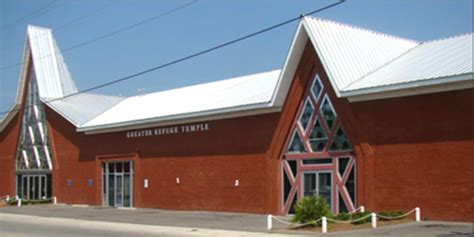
[278,16,473,102]
[303,16,419,92]
[0,25,124,131]
[46,93,124,126]
[343,33,473,92]
[3,18,473,134]
[79,70,281,132]
[27,25,78,99]
[1,25,80,131]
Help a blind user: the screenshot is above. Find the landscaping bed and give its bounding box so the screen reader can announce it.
[285,195,416,233]
[291,217,412,233]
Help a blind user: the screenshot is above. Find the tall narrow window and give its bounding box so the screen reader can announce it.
[15,66,53,200]
[15,67,53,172]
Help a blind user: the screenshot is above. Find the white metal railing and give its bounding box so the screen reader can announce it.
[349,205,365,213]
[267,207,421,233]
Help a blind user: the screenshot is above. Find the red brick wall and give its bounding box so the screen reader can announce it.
[0,113,20,197]
[352,91,473,222]
[45,104,280,213]
[284,40,473,221]
[0,59,32,198]
[2,40,471,221]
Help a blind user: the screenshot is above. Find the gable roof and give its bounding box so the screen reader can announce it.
[343,33,473,93]
[46,93,124,127]
[276,16,473,103]
[304,16,420,91]
[2,18,472,134]
[78,70,281,133]
[0,25,123,132]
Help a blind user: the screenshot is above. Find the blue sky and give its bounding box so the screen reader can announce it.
[0,0,472,113]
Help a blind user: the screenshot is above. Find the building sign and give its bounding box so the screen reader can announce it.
[126,122,210,138]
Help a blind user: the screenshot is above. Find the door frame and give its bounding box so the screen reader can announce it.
[301,170,333,209]
[17,173,48,200]
[102,161,134,207]
[96,153,140,208]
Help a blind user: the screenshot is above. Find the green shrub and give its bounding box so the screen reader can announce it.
[333,212,351,221]
[378,210,405,221]
[291,195,331,227]
[6,199,18,205]
[349,211,372,225]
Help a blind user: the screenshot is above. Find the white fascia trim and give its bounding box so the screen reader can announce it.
[16,34,31,104]
[0,104,21,132]
[302,17,343,98]
[271,21,307,107]
[78,102,282,135]
[1,34,32,132]
[343,73,474,102]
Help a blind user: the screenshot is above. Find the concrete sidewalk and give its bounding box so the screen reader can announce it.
[0,212,303,237]
[0,205,285,233]
[0,204,472,237]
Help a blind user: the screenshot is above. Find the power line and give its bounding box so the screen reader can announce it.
[0,0,61,31]
[0,0,198,71]
[0,0,345,117]
[3,0,116,52]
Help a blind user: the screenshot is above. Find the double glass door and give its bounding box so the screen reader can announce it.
[18,174,51,200]
[102,161,133,207]
[303,172,332,208]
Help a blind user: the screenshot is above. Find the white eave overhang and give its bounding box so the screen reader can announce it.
[77,101,281,135]
[341,73,474,102]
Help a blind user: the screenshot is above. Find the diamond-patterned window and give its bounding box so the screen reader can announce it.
[288,130,307,153]
[311,75,323,101]
[15,66,53,171]
[320,96,337,131]
[282,73,357,215]
[329,125,352,151]
[308,117,328,152]
[298,99,314,131]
